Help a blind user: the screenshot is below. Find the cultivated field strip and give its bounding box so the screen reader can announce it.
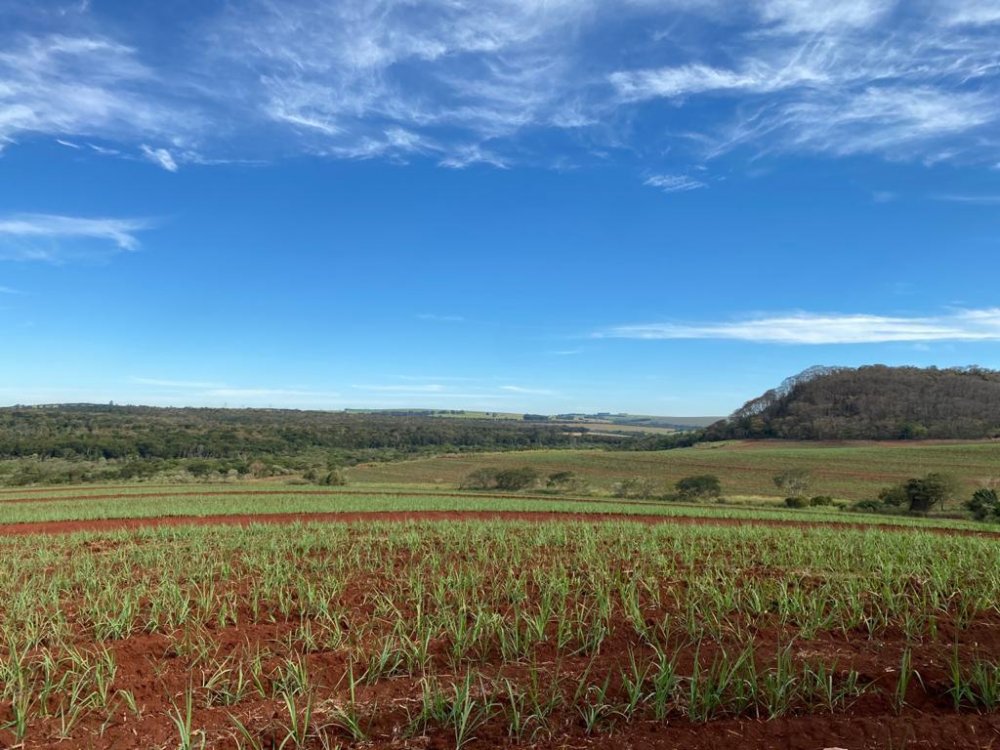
[348,441,1000,499]
[0,487,988,533]
[2,520,1000,748]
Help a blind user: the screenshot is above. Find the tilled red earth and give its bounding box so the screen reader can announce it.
[6,586,1000,750]
[2,512,1000,749]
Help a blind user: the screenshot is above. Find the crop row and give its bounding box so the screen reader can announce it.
[1,520,999,746]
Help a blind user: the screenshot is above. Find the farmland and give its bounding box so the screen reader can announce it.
[1,436,999,748]
[2,509,1000,749]
[349,439,1000,500]
[0,484,989,532]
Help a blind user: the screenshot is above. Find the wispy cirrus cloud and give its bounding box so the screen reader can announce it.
[131,377,227,389]
[353,383,450,393]
[0,32,194,158]
[0,213,152,262]
[140,145,178,172]
[644,174,706,192]
[417,313,465,322]
[756,0,896,32]
[933,194,1000,205]
[943,0,1000,26]
[1,0,999,176]
[598,309,1000,345]
[500,385,556,395]
[611,2,1000,168]
[130,377,341,404]
[353,381,560,400]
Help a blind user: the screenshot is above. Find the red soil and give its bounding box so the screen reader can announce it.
[3,506,1000,748]
[3,539,1000,750]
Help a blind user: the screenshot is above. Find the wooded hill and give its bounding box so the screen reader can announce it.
[705,365,1000,440]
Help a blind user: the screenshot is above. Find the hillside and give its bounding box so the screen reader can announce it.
[705,365,1000,440]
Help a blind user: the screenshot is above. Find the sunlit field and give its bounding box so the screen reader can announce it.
[3,517,1000,748]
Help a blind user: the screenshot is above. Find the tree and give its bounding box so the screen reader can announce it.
[773,469,811,496]
[675,474,722,500]
[903,472,958,514]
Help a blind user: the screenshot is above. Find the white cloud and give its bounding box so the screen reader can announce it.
[755,0,896,32]
[608,5,1000,166]
[439,145,510,169]
[500,385,556,395]
[131,377,227,389]
[353,383,450,393]
[943,0,1000,26]
[140,144,178,171]
[1,0,998,172]
[644,173,706,192]
[775,87,994,157]
[352,381,562,400]
[599,309,1000,344]
[611,63,808,101]
[206,387,340,399]
[0,34,191,146]
[0,213,151,261]
[934,194,1000,205]
[417,313,465,322]
[129,377,341,404]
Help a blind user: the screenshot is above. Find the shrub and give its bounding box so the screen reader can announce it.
[494,467,539,491]
[773,469,811,496]
[612,477,658,500]
[877,484,908,507]
[319,469,347,486]
[674,474,722,501]
[547,471,576,488]
[852,498,883,513]
[809,495,834,507]
[967,488,1000,521]
[546,471,588,494]
[784,496,809,508]
[460,468,499,490]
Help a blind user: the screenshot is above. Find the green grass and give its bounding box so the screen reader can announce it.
[347,440,1000,500]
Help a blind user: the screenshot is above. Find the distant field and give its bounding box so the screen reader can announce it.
[347,440,1000,500]
[562,421,679,435]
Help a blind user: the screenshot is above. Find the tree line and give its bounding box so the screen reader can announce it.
[0,404,637,462]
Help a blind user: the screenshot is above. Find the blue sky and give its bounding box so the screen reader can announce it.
[1,0,999,415]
